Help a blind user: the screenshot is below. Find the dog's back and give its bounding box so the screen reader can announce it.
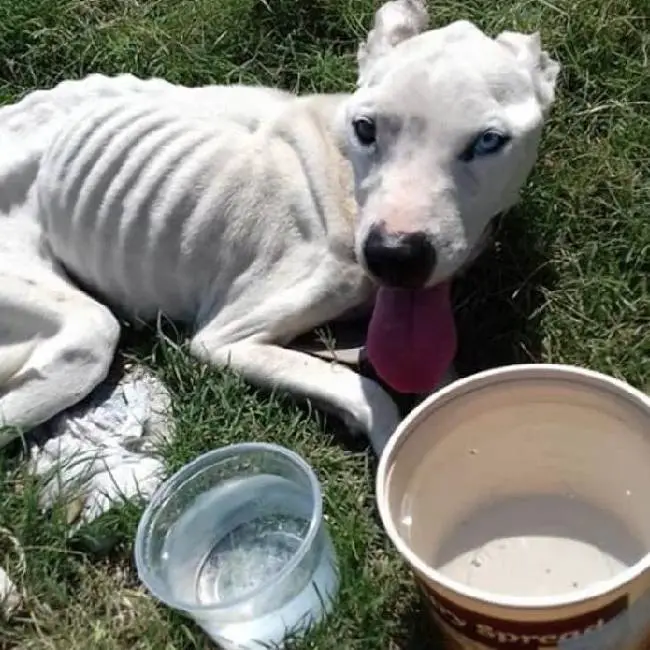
[35,90,358,325]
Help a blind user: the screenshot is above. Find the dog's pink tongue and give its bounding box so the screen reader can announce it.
[366,282,456,394]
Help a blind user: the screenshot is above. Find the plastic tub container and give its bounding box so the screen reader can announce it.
[135,443,339,649]
[377,364,650,650]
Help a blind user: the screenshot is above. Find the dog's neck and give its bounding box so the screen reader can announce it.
[293,93,358,231]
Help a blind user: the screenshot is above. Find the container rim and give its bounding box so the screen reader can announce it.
[376,363,650,610]
[134,442,324,614]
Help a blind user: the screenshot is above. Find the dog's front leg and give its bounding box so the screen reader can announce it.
[190,335,400,457]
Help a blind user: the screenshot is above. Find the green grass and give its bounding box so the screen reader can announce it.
[0,0,648,648]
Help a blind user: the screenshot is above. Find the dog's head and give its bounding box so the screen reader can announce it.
[337,1,559,287]
[335,2,560,394]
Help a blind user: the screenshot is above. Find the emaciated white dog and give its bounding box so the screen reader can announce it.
[0,1,559,455]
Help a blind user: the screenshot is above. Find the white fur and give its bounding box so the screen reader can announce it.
[0,5,559,455]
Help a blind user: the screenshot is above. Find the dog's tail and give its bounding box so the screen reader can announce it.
[0,74,177,212]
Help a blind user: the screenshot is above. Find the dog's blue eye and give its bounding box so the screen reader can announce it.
[462,130,510,161]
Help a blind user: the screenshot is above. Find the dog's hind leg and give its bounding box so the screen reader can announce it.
[0,266,120,446]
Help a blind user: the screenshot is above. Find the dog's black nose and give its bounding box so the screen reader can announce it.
[362,226,436,289]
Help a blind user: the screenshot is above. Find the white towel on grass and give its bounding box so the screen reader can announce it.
[1,363,173,612]
[29,365,171,526]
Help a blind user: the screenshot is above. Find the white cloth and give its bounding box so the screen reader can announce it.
[0,565,20,615]
[29,365,170,527]
[0,365,169,615]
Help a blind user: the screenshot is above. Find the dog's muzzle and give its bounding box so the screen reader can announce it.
[362,224,437,289]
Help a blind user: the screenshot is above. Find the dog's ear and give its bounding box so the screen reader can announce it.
[357,0,429,85]
[496,31,560,113]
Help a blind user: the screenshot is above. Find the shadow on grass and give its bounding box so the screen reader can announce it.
[453,205,557,377]
[398,601,448,650]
